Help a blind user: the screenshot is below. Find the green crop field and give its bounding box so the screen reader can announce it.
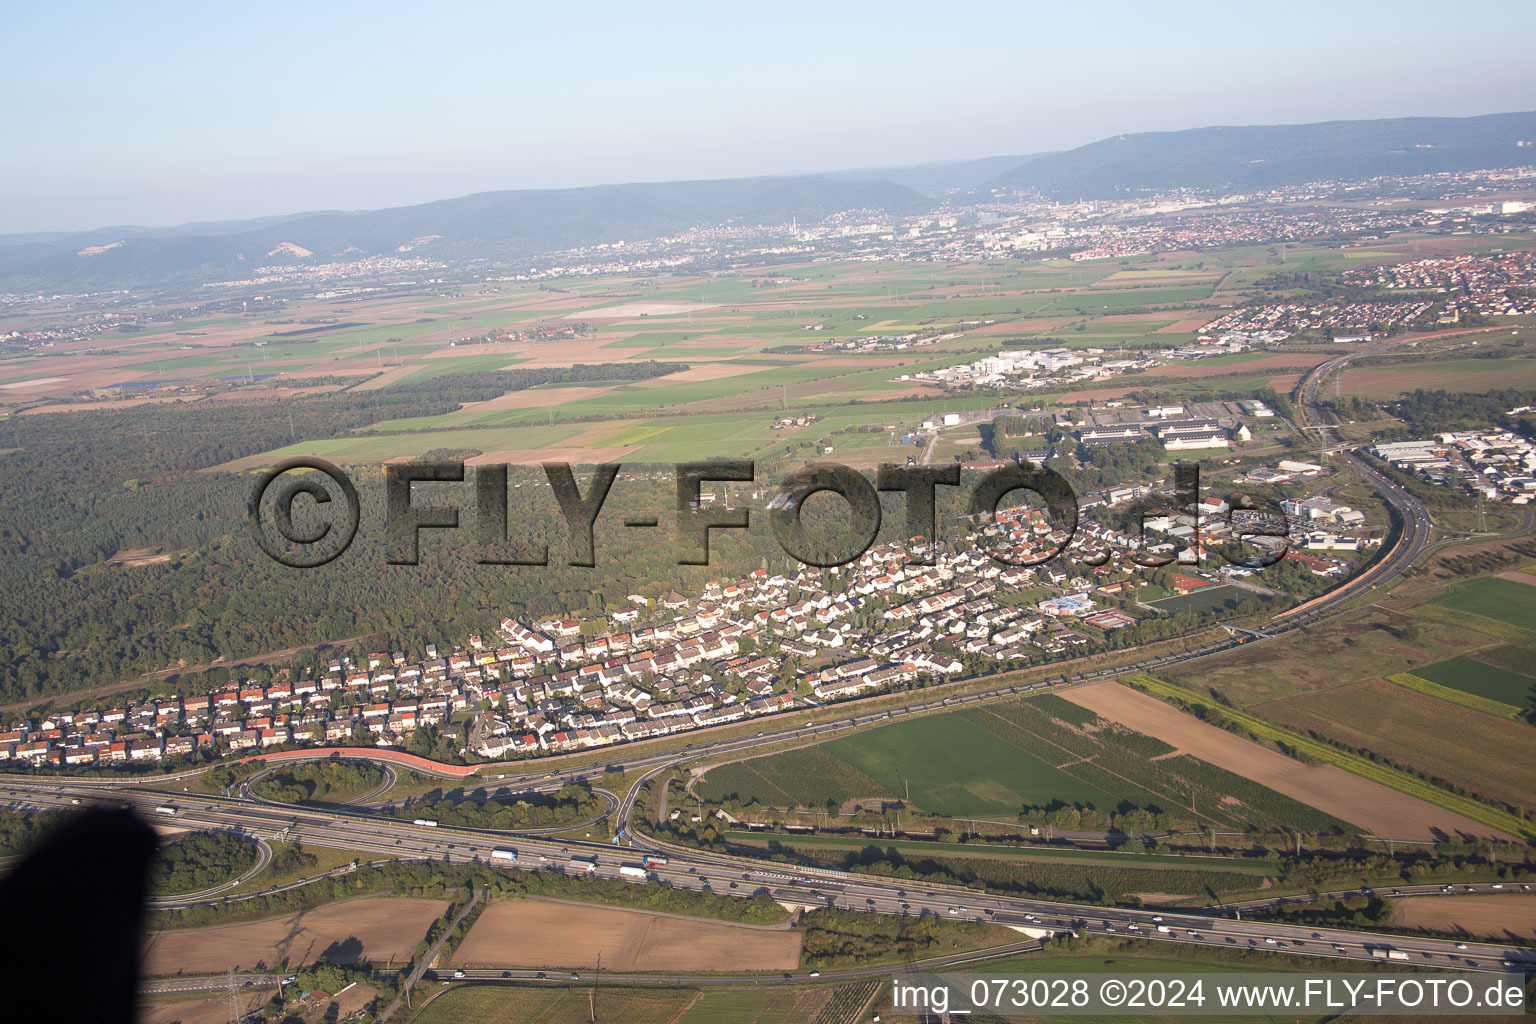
[697,695,1352,833]
[824,713,1119,817]
[696,711,1117,817]
[407,984,698,1024]
[1427,576,1536,632]
[1408,655,1536,710]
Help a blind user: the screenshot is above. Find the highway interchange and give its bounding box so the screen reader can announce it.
[3,339,1534,996]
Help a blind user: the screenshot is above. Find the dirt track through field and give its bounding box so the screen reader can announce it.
[450,898,801,971]
[1059,682,1504,840]
[142,897,448,975]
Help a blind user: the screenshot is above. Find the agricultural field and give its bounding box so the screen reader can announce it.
[140,990,274,1024]
[696,695,1353,834]
[1112,675,1530,840]
[1339,355,1536,399]
[694,746,895,809]
[1062,681,1504,840]
[407,984,699,1024]
[449,898,802,971]
[698,709,1116,819]
[1424,576,1536,635]
[141,896,447,976]
[684,980,880,1024]
[1389,895,1536,941]
[1251,679,1536,812]
[1160,604,1492,707]
[1407,654,1536,711]
[9,247,1402,477]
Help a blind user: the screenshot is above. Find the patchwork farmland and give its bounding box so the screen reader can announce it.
[695,694,1355,833]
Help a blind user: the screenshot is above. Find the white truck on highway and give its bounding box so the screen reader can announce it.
[569,856,597,874]
[153,805,177,816]
[412,818,438,827]
[490,848,517,865]
[618,864,649,881]
[1369,946,1410,961]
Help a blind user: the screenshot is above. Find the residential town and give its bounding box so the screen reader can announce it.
[0,455,1376,772]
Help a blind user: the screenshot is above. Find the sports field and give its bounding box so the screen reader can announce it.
[1145,584,1249,617]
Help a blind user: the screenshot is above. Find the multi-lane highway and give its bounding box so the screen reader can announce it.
[2,776,1531,981]
[5,336,1533,991]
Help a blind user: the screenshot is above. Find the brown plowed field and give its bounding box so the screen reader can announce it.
[450,898,801,971]
[1059,682,1505,840]
[1391,895,1536,940]
[1254,680,1536,813]
[142,897,448,975]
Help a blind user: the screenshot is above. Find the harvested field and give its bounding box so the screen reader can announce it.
[659,362,771,382]
[454,385,618,413]
[1253,679,1536,810]
[1059,682,1496,840]
[450,898,801,971]
[141,991,270,1024]
[142,897,448,975]
[1391,895,1536,941]
[1341,361,1536,398]
[566,301,720,319]
[1140,353,1332,376]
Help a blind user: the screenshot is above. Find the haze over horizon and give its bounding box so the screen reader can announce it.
[4,0,1535,234]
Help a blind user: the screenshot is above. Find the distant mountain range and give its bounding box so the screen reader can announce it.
[3,111,1532,291]
[0,176,930,291]
[987,111,1536,196]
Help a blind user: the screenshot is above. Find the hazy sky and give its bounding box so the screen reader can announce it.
[3,0,1534,234]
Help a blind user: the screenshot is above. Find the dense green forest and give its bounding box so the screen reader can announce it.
[149,830,257,895]
[0,363,750,702]
[388,782,602,831]
[251,760,387,805]
[0,808,72,856]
